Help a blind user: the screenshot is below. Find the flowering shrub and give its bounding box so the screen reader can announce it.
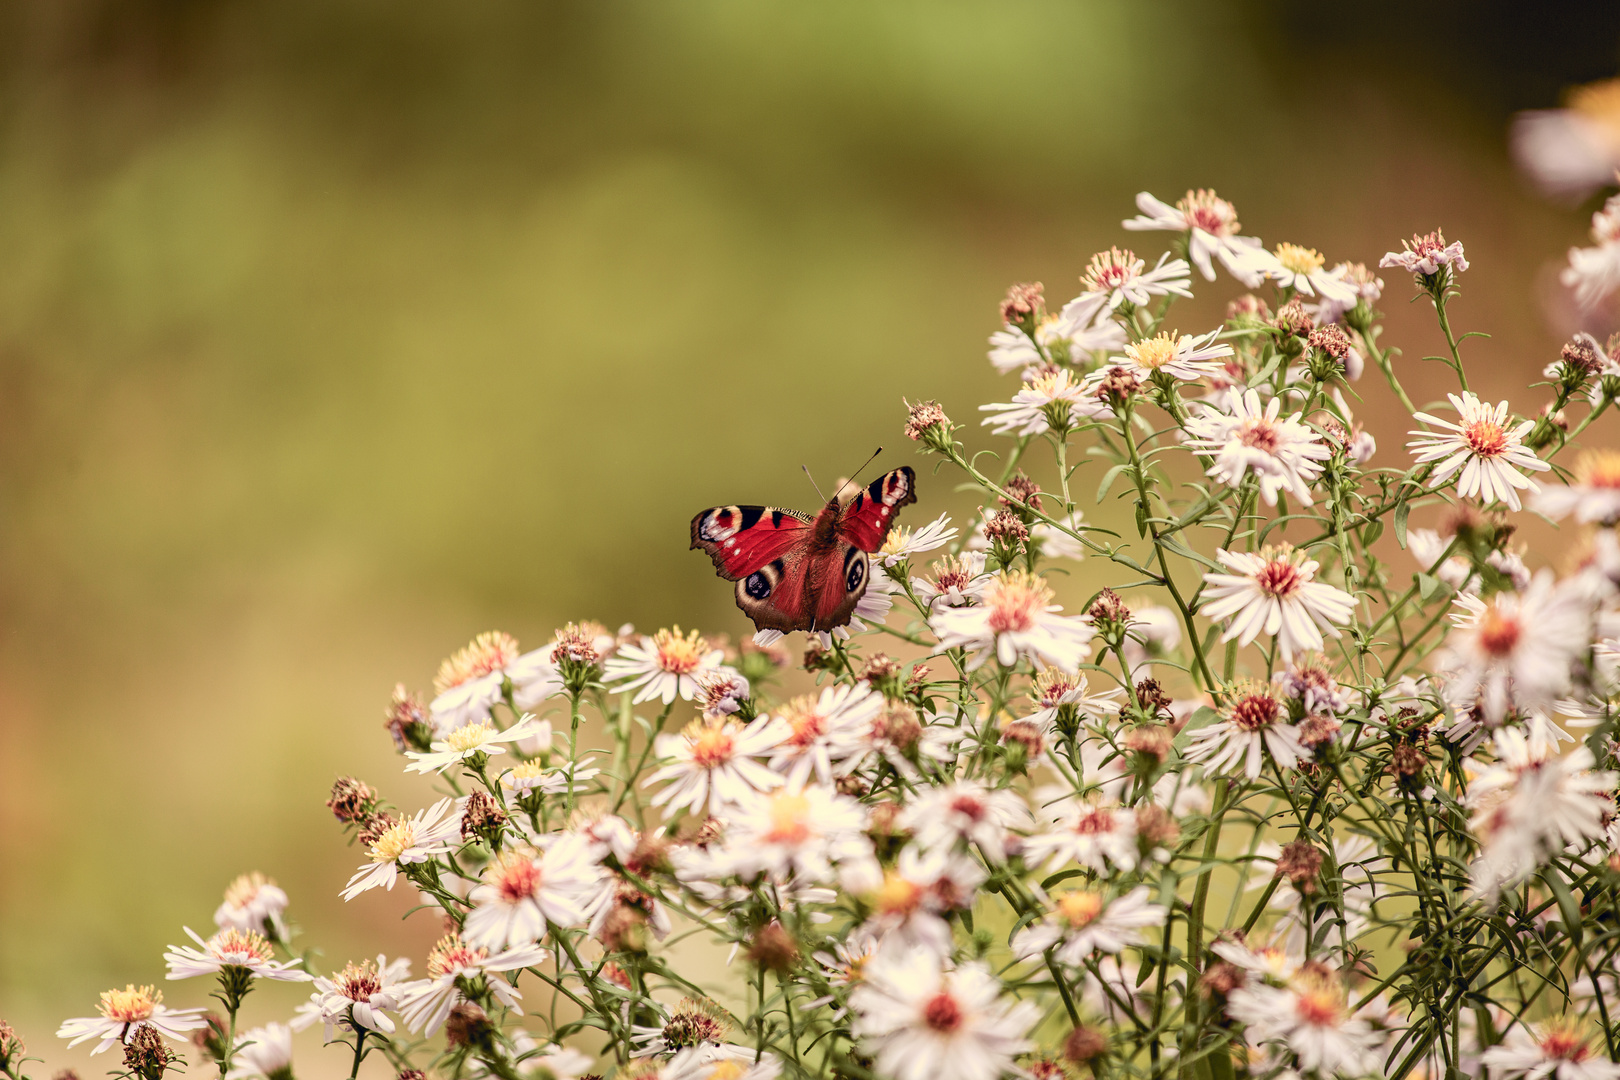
[13,188,1620,1080]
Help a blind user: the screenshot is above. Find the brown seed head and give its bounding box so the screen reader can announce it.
[1275,839,1324,894]
[747,921,802,973]
[460,791,508,842]
[1063,1025,1109,1064]
[1001,471,1044,512]
[985,510,1030,545]
[1092,366,1142,408]
[123,1024,178,1080]
[383,685,430,751]
[327,776,379,824]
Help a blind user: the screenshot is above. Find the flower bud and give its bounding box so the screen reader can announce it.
[444,1002,494,1051]
[747,921,802,973]
[1063,1024,1109,1066]
[1000,472,1044,516]
[904,398,955,454]
[0,1020,24,1070]
[861,653,904,698]
[1275,838,1324,896]
[999,282,1045,330]
[123,1024,179,1080]
[1084,589,1132,647]
[327,777,380,825]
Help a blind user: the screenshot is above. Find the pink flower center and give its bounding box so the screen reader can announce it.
[1255,559,1303,598]
[685,720,737,769]
[949,795,987,822]
[1540,1026,1592,1062]
[427,935,489,978]
[1229,692,1280,732]
[1177,189,1239,236]
[1081,247,1139,293]
[435,631,520,694]
[1477,607,1522,657]
[1072,807,1116,835]
[922,992,964,1033]
[654,627,707,675]
[336,961,382,1003]
[209,929,275,964]
[1463,419,1508,458]
[1237,418,1280,454]
[491,854,542,903]
[985,573,1052,634]
[1293,985,1343,1027]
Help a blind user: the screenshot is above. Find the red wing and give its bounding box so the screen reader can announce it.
[729,541,870,634]
[690,505,812,580]
[836,467,918,550]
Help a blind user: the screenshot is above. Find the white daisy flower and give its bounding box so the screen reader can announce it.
[398,934,547,1036]
[875,513,958,570]
[1022,795,1138,874]
[1023,668,1122,732]
[910,551,991,613]
[860,846,985,955]
[1226,967,1381,1078]
[979,368,1109,437]
[307,956,412,1038]
[57,985,209,1055]
[463,837,602,948]
[405,715,544,775]
[1563,237,1620,313]
[1439,570,1592,722]
[1379,229,1470,278]
[1182,389,1331,506]
[1305,261,1383,325]
[163,926,310,982]
[897,780,1031,863]
[1012,886,1167,967]
[849,950,1037,1080]
[213,872,289,939]
[225,1023,293,1080]
[1098,328,1233,383]
[1407,392,1549,511]
[714,782,874,886]
[605,627,729,705]
[1209,935,1302,984]
[501,725,602,798]
[1201,544,1356,662]
[1259,243,1359,303]
[1467,727,1615,899]
[1030,510,1089,561]
[1122,189,1269,285]
[665,1048,783,1080]
[1482,1017,1620,1080]
[645,714,785,818]
[987,313,1127,375]
[1185,682,1306,781]
[837,701,964,783]
[428,631,562,732]
[1534,448,1620,524]
[1058,247,1194,329]
[1512,82,1620,200]
[340,797,462,901]
[763,684,883,786]
[930,570,1094,673]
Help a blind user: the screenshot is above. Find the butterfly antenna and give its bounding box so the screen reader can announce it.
[802,465,826,503]
[829,447,883,503]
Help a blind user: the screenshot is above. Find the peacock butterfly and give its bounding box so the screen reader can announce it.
[690,465,917,634]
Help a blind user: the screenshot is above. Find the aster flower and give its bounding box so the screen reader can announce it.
[1185,681,1306,780]
[225,1023,293,1080]
[57,985,209,1054]
[605,627,730,705]
[665,1049,783,1080]
[987,313,1126,375]
[213,872,289,939]
[1226,966,1381,1077]
[849,950,1037,1080]
[1438,571,1592,722]
[763,684,883,786]
[340,797,463,900]
[1182,389,1331,506]
[1466,728,1614,899]
[1200,545,1356,661]
[1534,448,1620,524]
[1271,653,1349,715]
[428,631,563,731]
[836,701,964,783]
[405,715,544,775]
[860,846,986,954]
[398,935,547,1036]
[875,513,958,571]
[1023,668,1122,732]
[930,571,1094,673]
[163,926,310,982]
[1098,329,1233,383]
[1562,197,1620,311]
[1059,247,1194,329]
[1012,886,1167,968]
[1122,189,1269,285]
[1380,229,1470,279]
[693,669,751,720]
[1482,1017,1620,1080]
[645,714,785,817]
[979,368,1109,437]
[910,551,991,612]
[714,782,874,886]
[1023,794,1138,874]
[1306,261,1383,325]
[462,836,602,948]
[1512,78,1620,199]
[1210,935,1302,984]
[629,998,748,1060]
[307,956,412,1038]
[1030,510,1088,561]
[1407,392,1549,511]
[897,780,1032,863]
[1258,243,1359,305]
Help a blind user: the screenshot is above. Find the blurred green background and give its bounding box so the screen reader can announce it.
[2,0,1618,1073]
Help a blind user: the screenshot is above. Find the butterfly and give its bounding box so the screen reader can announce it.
[690,466,917,635]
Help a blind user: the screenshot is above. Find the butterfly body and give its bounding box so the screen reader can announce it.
[690,467,917,634]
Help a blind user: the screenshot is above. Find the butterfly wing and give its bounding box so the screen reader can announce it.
[690,505,812,579]
[836,466,918,550]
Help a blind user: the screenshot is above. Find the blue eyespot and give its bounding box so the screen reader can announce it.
[745,572,771,599]
[845,556,865,593]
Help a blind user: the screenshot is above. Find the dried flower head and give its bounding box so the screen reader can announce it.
[1063,1024,1109,1064]
[1273,297,1315,335]
[1092,366,1142,408]
[383,684,431,752]
[905,398,952,446]
[1001,471,1044,512]
[460,791,508,842]
[123,1025,178,1080]
[1307,323,1352,361]
[747,921,802,973]
[551,622,601,666]
[1275,839,1324,895]
[327,777,379,825]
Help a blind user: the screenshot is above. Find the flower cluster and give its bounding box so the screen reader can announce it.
[15,187,1620,1080]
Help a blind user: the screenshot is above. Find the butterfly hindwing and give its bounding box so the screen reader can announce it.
[837,467,918,550]
[690,505,812,580]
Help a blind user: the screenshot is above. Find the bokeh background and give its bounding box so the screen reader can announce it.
[3,0,1620,1073]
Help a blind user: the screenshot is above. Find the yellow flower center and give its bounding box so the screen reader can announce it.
[1477,605,1522,658]
[1274,243,1324,276]
[1463,419,1508,458]
[779,696,827,750]
[1124,332,1184,371]
[434,631,520,694]
[1570,78,1620,146]
[222,871,273,910]
[654,626,707,674]
[1577,448,1620,489]
[985,571,1054,634]
[369,820,417,863]
[874,873,923,916]
[684,718,738,769]
[98,985,160,1023]
[427,934,489,978]
[446,722,496,752]
[209,929,274,963]
[505,760,548,786]
[763,792,813,845]
[1057,891,1105,928]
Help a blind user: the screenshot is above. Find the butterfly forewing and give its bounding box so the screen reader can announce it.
[836,467,918,550]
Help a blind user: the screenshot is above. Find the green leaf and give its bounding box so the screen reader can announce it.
[1393,497,1410,548]
[1134,501,1149,538]
[1096,463,1131,503]
[1417,573,1442,601]
[1544,870,1583,950]
[1361,519,1383,546]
